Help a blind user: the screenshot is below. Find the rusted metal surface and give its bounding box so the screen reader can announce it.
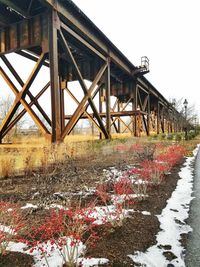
[0,14,48,55]
[49,10,61,142]
[0,0,185,143]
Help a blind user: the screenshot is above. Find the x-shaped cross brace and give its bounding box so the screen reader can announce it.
[58,29,109,139]
[0,53,50,138]
[64,86,104,135]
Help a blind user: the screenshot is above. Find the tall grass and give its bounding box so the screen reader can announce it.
[0,158,15,178]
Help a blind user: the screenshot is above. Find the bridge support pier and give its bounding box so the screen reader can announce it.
[49,10,62,143]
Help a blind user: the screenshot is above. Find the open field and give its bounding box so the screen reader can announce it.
[0,131,186,177]
[0,133,148,177]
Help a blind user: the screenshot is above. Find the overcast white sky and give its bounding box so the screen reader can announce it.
[0,0,200,126]
[73,0,200,118]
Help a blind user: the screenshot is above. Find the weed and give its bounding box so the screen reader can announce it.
[0,158,15,179]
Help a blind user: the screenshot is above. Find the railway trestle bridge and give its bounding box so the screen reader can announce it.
[0,0,185,143]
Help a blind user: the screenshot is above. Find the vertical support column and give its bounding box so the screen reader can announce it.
[105,57,111,138]
[99,87,103,139]
[130,85,134,136]
[162,108,165,133]
[157,101,160,134]
[60,78,66,133]
[49,9,62,143]
[147,93,150,136]
[118,100,121,133]
[133,83,138,136]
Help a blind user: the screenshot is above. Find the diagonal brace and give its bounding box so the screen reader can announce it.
[65,87,104,134]
[1,55,51,126]
[58,29,109,138]
[61,64,108,139]
[2,82,50,138]
[0,53,50,136]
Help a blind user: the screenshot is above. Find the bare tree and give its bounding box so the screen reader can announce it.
[0,94,26,142]
[169,97,198,130]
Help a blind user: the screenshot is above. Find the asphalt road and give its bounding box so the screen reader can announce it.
[185,148,200,267]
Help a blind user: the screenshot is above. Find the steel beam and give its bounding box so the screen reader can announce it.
[157,102,160,134]
[0,69,50,137]
[60,22,106,61]
[0,53,50,137]
[65,87,103,134]
[0,13,48,55]
[2,82,50,137]
[110,98,119,133]
[48,10,62,142]
[1,55,51,126]
[42,0,133,75]
[133,84,138,136]
[61,64,108,139]
[15,51,50,67]
[58,28,109,139]
[64,110,144,119]
[106,58,111,137]
[118,101,121,133]
[60,79,65,133]
[111,97,132,127]
[0,0,29,18]
[147,94,150,135]
[99,87,103,139]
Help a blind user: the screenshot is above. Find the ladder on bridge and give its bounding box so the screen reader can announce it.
[133,56,149,76]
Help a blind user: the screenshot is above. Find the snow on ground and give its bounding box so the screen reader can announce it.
[21,203,38,209]
[4,146,197,267]
[45,204,66,210]
[79,258,109,266]
[7,239,108,267]
[85,205,134,225]
[0,224,16,235]
[7,241,27,252]
[30,238,86,267]
[111,194,148,204]
[103,167,124,181]
[128,144,200,267]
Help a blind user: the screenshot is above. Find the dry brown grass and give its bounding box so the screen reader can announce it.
[0,134,101,178]
[1,132,190,179]
[0,158,16,179]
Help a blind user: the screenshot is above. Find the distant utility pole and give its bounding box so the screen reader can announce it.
[183,98,188,140]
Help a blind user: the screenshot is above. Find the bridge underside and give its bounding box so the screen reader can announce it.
[0,0,183,143]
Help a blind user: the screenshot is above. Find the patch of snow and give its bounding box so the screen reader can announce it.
[134,179,149,185]
[45,204,66,210]
[31,192,40,199]
[86,205,134,225]
[128,210,151,216]
[7,241,28,252]
[21,203,38,209]
[128,144,200,267]
[0,224,16,235]
[141,211,151,216]
[7,208,13,211]
[30,238,86,267]
[111,194,147,204]
[104,167,123,181]
[79,257,109,266]
[6,240,109,267]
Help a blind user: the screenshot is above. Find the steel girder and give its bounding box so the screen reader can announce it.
[0,1,183,143]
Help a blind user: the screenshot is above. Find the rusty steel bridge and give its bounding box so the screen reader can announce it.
[0,0,184,143]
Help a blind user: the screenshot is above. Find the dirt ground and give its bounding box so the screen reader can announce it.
[0,141,192,266]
